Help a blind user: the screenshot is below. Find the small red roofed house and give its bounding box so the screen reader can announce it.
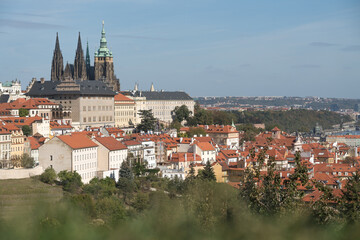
[192,141,216,163]
[198,124,239,148]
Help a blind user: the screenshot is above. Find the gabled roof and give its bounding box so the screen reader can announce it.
[28,136,41,150]
[1,116,43,127]
[196,142,215,151]
[57,134,98,149]
[95,136,127,151]
[122,140,141,146]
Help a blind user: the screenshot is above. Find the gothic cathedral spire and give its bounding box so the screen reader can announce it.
[85,41,92,79]
[73,32,87,80]
[51,32,64,81]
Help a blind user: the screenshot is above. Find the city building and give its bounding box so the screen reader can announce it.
[126,85,195,125]
[114,93,135,127]
[26,78,115,129]
[93,136,128,170]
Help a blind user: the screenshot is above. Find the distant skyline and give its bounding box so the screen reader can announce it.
[0,0,359,98]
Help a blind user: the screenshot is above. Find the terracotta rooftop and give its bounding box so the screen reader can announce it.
[57,134,98,149]
[95,136,127,151]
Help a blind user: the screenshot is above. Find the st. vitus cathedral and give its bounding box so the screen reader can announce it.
[50,21,120,92]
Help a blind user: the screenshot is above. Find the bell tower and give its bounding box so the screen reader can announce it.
[94,21,120,91]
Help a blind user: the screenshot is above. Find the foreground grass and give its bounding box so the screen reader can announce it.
[0,178,63,219]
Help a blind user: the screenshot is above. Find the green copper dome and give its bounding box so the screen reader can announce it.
[95,21,112,58]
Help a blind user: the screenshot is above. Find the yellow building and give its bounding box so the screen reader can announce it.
[185,161,225,183]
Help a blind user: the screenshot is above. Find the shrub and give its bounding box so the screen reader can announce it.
[40,168,57,184]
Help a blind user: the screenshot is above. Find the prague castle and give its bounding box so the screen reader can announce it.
[51,21,120,91]
[27,22,118,129]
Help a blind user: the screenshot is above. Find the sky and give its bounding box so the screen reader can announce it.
[0,0,359,98]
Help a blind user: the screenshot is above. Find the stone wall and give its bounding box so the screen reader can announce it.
[0,166,43,180]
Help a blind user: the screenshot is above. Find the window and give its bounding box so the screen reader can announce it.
[83,117,86,122]
[83,106,86,111]
[50,155,53,161]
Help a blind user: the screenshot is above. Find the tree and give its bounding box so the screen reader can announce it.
[187,127,206,137]
[170,121,182,132]
[20,153,35,168]
[133,161,147,177]
[137,110,157,132]
[198,161,216,182]
[40,167,57,184]
[22,125,32,136]
[172,105,191,123]
[118,160,135,202]
[187,103,213,126]
[119,160,133,180]
[83,177,117,199]
[19,108,29,117]
[186,164,196,181]
[58,170,83,193]
[340,171,360,223]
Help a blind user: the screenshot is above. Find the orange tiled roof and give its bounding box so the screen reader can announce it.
[95,136,127,151]
[57,134,98,149]
[114,93,135,103]
[28,136,41,150]
[196,142,215,151]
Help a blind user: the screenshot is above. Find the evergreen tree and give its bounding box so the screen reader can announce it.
[119,160,133,180]
[198,161,216,181]
[340,171,360,223]
[137,110,157,132]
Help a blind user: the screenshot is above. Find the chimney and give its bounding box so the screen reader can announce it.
[40,77,45,84]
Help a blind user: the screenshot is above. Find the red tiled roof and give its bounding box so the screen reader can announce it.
[122,140,141,146]
[114,93,135,103]
[57,134,98,149]
[196,142,215,151]
[28,136,41,150]
[95,136,127,151]
[1,116,42,127]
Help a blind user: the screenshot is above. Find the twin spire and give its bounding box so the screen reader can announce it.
[51,31,92,81]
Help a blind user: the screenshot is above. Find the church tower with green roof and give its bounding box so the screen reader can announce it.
[94,21,120,91]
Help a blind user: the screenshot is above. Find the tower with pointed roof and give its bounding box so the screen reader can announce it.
[94,21,120,91]
[73,32,87,80]
[85,41,93,79]
[51,33,64,81]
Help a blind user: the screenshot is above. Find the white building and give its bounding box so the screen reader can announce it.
[140,139,156,169]
[127,84,195,125]
[0,126,11,168]
[38,134,98,183]
[93,136,128,170]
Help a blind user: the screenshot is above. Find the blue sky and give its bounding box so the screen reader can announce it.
[0,0,359,98]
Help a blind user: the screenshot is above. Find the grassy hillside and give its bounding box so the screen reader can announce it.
[0,178,63,219]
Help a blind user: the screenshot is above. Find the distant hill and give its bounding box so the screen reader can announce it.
[232,109,352,132]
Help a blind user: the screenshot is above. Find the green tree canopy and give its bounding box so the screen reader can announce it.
[172,105,192,123]
[40,167,57,184]
[58,170,83,193]
[137,110,157,132]
[22,125,32,136]
[20,153,34,168]
[19,108,29,117]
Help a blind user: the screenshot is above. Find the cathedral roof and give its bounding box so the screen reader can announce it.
[26,80,116,96]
